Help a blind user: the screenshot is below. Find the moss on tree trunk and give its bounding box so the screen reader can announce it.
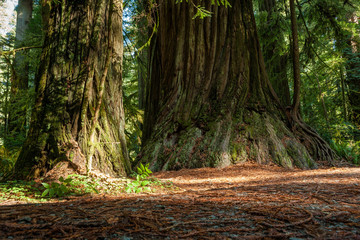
[140,0,336,172]
[13,0,131,179]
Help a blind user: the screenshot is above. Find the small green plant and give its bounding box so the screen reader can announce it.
[137,163,152,179]
[125,163,152,193]
[125,175,151,193]
[41,176,72,198]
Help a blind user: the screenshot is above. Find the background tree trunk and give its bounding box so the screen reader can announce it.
[286,0,336,163]
[140,0,335,172]
[289,0,301,112]
[13,0,131,179]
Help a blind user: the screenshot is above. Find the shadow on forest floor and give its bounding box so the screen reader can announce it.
[1,162,359,239]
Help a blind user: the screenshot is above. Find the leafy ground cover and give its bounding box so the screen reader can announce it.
[0,163,175,202]
[0,162,359,239]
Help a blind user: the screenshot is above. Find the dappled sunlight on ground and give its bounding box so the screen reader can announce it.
[1,162,359,239]
[155,162,360,188]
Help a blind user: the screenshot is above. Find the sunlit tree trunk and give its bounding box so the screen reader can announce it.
[140,0,336,172]
[13,0,131,179]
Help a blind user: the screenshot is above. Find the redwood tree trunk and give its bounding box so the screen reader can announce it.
[13,0,131,179]
[140,0,335,172]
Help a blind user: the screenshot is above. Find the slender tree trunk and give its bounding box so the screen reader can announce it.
[139,0,336,172]
[13,0,131,179]
[286,0,336,162]
[339,66,348,122]
[289,0,301,113]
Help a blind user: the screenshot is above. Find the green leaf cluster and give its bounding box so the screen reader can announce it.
[41,176,72,198]
[125,163,152,193]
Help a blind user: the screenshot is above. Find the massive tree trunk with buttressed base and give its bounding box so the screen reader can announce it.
[139,0,336,171]
[13,0,131,179]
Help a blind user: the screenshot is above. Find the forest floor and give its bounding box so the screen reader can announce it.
[0,162,359,239]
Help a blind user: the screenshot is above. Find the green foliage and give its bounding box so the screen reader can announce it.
[41,175,99,198]
[0,146,20,180]
[125,175,151,193]
[176,0,231,19]
[192,5,213,19]
[0,158,13,177]
[0,1,42,162]
[330,140,359,164]
[1,165,177,201]
[67,174,100,195]
[41,176,72,198]
[255,0,360,163]
[125,163,152,193]
[137,162,152,178]
[123,1,146,161]
[325,123,360,164]
[0,180,45,202]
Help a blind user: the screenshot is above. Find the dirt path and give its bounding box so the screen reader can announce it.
[1,163,360,239]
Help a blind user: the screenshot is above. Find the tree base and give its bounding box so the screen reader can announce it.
[139,110,321,172]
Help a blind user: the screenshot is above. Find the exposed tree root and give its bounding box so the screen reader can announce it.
[288,110,338,165]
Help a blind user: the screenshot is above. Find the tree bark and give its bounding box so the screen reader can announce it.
[289,0,301,113]
[139,0,336,172]
[13,0,131,179]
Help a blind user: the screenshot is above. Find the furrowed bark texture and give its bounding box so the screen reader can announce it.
[140,0,335,172]
[13,0,131,179]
